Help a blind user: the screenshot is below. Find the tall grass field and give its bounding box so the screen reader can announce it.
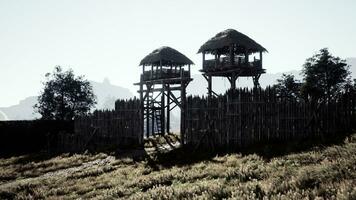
[0,133,355,200]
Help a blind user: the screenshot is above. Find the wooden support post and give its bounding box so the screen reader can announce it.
[230,74,237,89]
[208,75,212,98]
[139,75,144,142]
[253,74,261,88]
[167,85,170,134]
[202,52,205,70]
[161,84,165,136]
[180,68,186,144]
[156,66,159,79]
[152,101,155,136]
[230,44,234,65]
[151,65,153,79]
[146,84,150,138]
[160,59,162,76]
[259,51,263,68]
[215,54,217,68]
[245,49,249,64]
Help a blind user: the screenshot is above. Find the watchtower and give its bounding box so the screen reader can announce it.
[134,46,193,139]
[198,29,267,96]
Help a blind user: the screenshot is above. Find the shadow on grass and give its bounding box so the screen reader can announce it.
[149,132,355,168]
[238,132,354,159]
[0,152,59,166]
[2,132,354,170]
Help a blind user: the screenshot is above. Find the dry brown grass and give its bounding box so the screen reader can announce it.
[0,134,355,199]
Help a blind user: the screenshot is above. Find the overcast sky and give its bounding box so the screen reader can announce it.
[1,0,355,107]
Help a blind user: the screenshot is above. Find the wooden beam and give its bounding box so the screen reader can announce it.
[211,90,219,97]
[142,91,148,102]
[168,87,182,108]
[169,102,180,111]
[137,86,183,93]
[152,91,163,102]
[202,74,209,82]
[133,77,193,85]
[202,67,250,76]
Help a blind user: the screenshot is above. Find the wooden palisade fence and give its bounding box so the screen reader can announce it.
[57,99,143,152]
[2,90,353,154]
[184,87,355,150]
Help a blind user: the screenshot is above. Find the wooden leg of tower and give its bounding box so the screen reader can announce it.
[146,84,150,138]
[161,84,165,136]
[152,105,155,136]
[208,75,212,98]
[166,85,170,134]
[230,74,238,90]
[253,74,261,88]
[180,82,186,145]
[140,81,144,143]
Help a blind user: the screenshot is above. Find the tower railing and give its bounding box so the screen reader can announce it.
[142,68,190,81]
[203,57,262,71]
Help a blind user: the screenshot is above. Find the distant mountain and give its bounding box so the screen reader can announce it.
[91,78,134,110]
[0,110,7,120]
[0,96,39,120]
[0,78,134,120]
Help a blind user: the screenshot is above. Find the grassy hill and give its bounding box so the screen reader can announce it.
[0,134,355,200]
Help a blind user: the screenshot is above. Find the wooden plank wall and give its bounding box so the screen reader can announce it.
[184,87,355,150]
[59,99,143,152]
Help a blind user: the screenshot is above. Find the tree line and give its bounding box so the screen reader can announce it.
[273,48,354,103]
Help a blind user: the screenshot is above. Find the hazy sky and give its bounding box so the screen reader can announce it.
[1,0,355,107]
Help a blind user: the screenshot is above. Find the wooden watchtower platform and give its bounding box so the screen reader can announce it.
[198,29,267,96]
[134,46,193,139]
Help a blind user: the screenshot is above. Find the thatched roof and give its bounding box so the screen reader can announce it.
[140,46,194,66]
[198,29,267,54]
